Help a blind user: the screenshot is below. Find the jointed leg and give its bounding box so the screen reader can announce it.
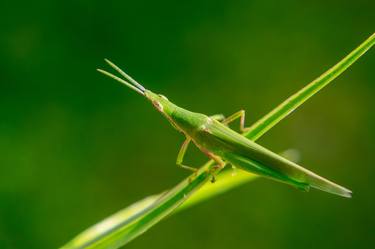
[202,149,226,183]
[177,136,226,182]
[222,110,250,133]
[176,137,197,172]
[207,152,225,169]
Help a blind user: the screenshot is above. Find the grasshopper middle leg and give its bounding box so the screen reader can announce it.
[201,149,226,183]
[222,110,250,133]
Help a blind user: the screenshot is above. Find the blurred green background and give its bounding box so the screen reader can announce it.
[1,0,374,248]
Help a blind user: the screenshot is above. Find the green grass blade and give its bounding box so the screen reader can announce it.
[60,33,374,249]
[244,32,375,141]
[61,148,293,249]
[61,163,214,249]
[178,169,256,211]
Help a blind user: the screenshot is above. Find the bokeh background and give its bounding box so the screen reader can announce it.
[1,1,374,248]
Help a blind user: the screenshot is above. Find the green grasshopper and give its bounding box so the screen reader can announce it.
[98,59,351,198]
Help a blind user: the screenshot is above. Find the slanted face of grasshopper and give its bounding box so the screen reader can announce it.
[98,59,351,198]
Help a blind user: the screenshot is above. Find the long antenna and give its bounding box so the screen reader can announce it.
[104,59,146,92]
[97,68,145,96]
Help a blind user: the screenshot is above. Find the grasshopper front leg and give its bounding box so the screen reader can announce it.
[176,137,198,173]
[222,110,250,133]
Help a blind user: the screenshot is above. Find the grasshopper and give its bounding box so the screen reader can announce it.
[98,59,351,198]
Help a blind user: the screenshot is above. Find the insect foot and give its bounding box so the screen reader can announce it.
[187,170,199,183]
[210,175,216,183]
[208,164,224,183]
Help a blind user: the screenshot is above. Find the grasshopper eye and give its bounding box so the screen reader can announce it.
[159,94,168,101]
[152,101,164,111]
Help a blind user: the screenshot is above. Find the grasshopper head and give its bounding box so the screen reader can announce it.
[144,90,176,116]
[98,59,208,136]
[97,59,177,118]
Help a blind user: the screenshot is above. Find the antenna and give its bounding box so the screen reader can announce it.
[104,59,146,92]
[97,68,145,96]
[97,59,147,96]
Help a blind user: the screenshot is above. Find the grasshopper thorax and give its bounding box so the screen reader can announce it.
[145,90,209,136]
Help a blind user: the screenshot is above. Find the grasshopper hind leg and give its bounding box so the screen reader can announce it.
[222,110,250,133]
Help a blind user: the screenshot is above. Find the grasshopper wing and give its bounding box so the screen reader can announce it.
[204,120,352,198]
